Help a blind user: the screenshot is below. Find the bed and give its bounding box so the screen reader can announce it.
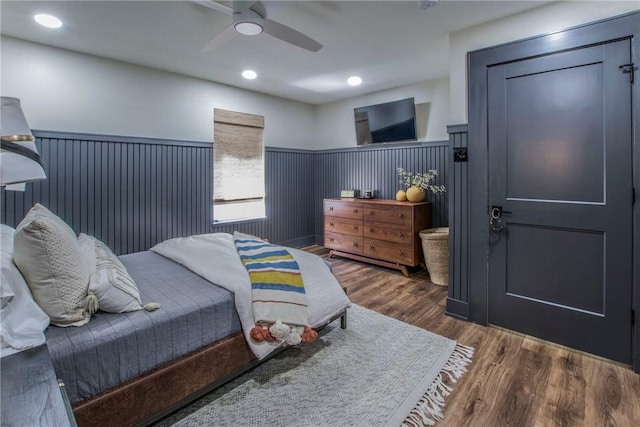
[1,205,350,427]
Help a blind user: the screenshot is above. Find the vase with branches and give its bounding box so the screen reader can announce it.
[396,167,445,202]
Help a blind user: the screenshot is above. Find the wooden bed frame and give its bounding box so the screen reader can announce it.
[72,311,348,427]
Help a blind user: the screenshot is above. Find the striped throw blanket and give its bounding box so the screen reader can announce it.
[233,232,314,344]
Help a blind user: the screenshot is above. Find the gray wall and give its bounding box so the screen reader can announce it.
[312,142,449,243]
[446,125,469,320]
[0,131,316,253]
[1,131,447,254]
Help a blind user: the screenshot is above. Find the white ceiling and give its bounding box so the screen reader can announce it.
[0,0,552,105]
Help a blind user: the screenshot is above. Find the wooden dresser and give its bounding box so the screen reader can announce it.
[323,198,432,277]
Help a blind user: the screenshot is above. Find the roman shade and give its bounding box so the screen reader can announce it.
[213,108,265,221]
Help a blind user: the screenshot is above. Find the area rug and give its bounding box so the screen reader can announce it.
[154,304,474,427]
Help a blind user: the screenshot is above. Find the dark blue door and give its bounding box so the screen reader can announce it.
[487,39,633,363]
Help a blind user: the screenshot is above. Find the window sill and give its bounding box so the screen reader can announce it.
[212,216,268,226]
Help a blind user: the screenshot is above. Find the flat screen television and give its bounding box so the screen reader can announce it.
[354,97,417,145]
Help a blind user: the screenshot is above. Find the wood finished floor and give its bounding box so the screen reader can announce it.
[305,246,640,427]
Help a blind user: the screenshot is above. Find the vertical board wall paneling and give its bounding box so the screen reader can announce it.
[1,132,449,256]
[446,124,470,320]
[0,135,215,255]
[313,142,449,243]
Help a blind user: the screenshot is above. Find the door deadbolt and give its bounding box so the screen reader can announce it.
[490,205,511,232]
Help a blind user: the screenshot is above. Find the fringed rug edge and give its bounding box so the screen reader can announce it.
[401,343,475,427]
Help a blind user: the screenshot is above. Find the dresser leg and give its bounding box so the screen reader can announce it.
[399,266,410,278]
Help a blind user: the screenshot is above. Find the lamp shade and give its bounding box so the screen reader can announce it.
[1,97,46,189]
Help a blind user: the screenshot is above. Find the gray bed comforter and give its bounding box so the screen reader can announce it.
[45,251,242,403]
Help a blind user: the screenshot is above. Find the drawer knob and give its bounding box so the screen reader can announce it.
[369,245,374,249]
[353,242,358,248]
[329,222,334,227]
[353,226,358,231]
[329,238,334,243]
[398,213,404,218]
[399,251,404,256]
[329,206,334,211]
[398,232,404,237]
[369,228,374,233]
[353,209,358,213]
[369,210,374,215]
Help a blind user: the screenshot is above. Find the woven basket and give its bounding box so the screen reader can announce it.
[419,227,449,286]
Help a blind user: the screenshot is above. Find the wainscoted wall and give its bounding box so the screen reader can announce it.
[1,133,213,255]
[446,125,469,320]
[312,142,449,243]
[1,131,448,255]
[0,131,316,254]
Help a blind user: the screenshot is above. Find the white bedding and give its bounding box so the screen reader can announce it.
[0,225,50,357]
[151,233,350,359]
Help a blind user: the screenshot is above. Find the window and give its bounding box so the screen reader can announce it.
[213,108,265,222]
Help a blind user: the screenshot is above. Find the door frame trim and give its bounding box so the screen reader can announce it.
[467,11,640,372]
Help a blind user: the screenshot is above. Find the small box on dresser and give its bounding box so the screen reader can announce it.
[324,198,432,277]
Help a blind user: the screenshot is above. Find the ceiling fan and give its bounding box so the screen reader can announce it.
[193,0,323,52]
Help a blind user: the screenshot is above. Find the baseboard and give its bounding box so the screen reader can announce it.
[277,235,317,248]
[445,297,469,320]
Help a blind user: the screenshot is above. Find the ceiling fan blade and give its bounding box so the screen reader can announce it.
[248,1,266,18]
[262,18,322,52]
[202,24,237,52]
[191,0,237,16]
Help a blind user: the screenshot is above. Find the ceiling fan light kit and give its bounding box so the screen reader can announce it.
[234,21,263,36]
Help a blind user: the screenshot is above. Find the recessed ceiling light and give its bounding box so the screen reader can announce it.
[347,76,362,86]
[34,14,63,29]
[242,70,258,80]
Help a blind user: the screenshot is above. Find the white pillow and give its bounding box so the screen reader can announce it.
[82,234,144,313]
[0,224,50,357]
[13,204,90,327]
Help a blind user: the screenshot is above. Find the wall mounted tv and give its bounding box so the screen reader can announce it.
[354,97,417,145]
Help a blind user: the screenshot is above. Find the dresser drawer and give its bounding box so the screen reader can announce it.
[363,204,412,226]
[325,217,363,237]
[325,231,363,255]
[364,222,413,245]
[363,238,413,265]
[324,200,363,220]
